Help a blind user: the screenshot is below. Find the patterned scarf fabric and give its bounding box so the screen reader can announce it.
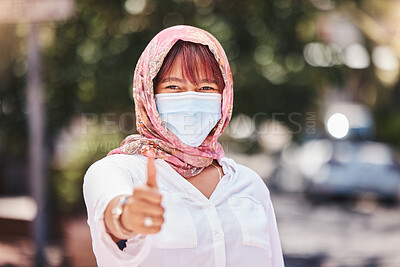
[108,25,233,178]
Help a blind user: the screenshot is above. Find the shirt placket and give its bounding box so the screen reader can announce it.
[162,160,228,267]
[182,184,227,267]
[204,201,226,267]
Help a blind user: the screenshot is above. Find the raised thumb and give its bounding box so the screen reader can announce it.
[146,156,157,188]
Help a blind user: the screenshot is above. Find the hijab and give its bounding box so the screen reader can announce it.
[108,25,233,178]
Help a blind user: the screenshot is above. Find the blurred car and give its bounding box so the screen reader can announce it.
[273,139,400,203]
[270,101,400,203]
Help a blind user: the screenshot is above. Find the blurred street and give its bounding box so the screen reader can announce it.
[274,192,400,267]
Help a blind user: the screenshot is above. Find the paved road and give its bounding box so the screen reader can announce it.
[272,192,400,267]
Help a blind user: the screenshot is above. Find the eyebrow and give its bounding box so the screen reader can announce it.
[160,77,218,84]
[199,78,218,84]
[160,77,185,83]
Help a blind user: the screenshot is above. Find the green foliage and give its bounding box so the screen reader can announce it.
[50,123,124,213]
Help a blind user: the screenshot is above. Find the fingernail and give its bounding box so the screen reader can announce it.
[142,146,156,158]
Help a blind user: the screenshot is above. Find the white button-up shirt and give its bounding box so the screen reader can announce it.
[83,154,284,267]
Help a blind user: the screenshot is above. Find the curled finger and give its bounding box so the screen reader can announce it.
[133,187,162,205]
[129,200,164,216]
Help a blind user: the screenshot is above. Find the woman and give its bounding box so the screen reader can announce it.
[83,25,284,267]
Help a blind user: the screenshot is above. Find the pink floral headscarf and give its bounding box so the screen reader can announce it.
[108,25,233,178]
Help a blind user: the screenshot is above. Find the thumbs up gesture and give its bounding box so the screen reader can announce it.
[120,154,165,235]
[146,156,158,188]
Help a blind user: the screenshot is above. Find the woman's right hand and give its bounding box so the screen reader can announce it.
[104,157,165,240]
[120,157,165,234]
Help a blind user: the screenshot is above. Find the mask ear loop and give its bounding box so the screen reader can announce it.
[211,163,222,180]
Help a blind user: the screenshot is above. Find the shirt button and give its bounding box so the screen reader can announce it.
[214,232,223,240]
[207,204,213,211]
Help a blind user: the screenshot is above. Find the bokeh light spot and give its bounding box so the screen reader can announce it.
[344,43,370,69]
[124,0,146,15]
[327,113,349,139]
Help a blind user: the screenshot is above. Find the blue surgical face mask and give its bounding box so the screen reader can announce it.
[155,91,222,147]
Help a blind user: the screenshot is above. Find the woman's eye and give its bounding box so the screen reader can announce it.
[200,86,215,91]
[166,85,180,90]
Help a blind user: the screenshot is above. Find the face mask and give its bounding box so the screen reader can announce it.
[155,91,222,147]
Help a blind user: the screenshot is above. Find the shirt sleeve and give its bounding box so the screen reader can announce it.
[264,189,285,267]
[82,155,152,267]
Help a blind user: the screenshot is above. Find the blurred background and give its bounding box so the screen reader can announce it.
[1,0,400,266]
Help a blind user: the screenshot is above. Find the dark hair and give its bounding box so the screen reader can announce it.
[153,40,225,91]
